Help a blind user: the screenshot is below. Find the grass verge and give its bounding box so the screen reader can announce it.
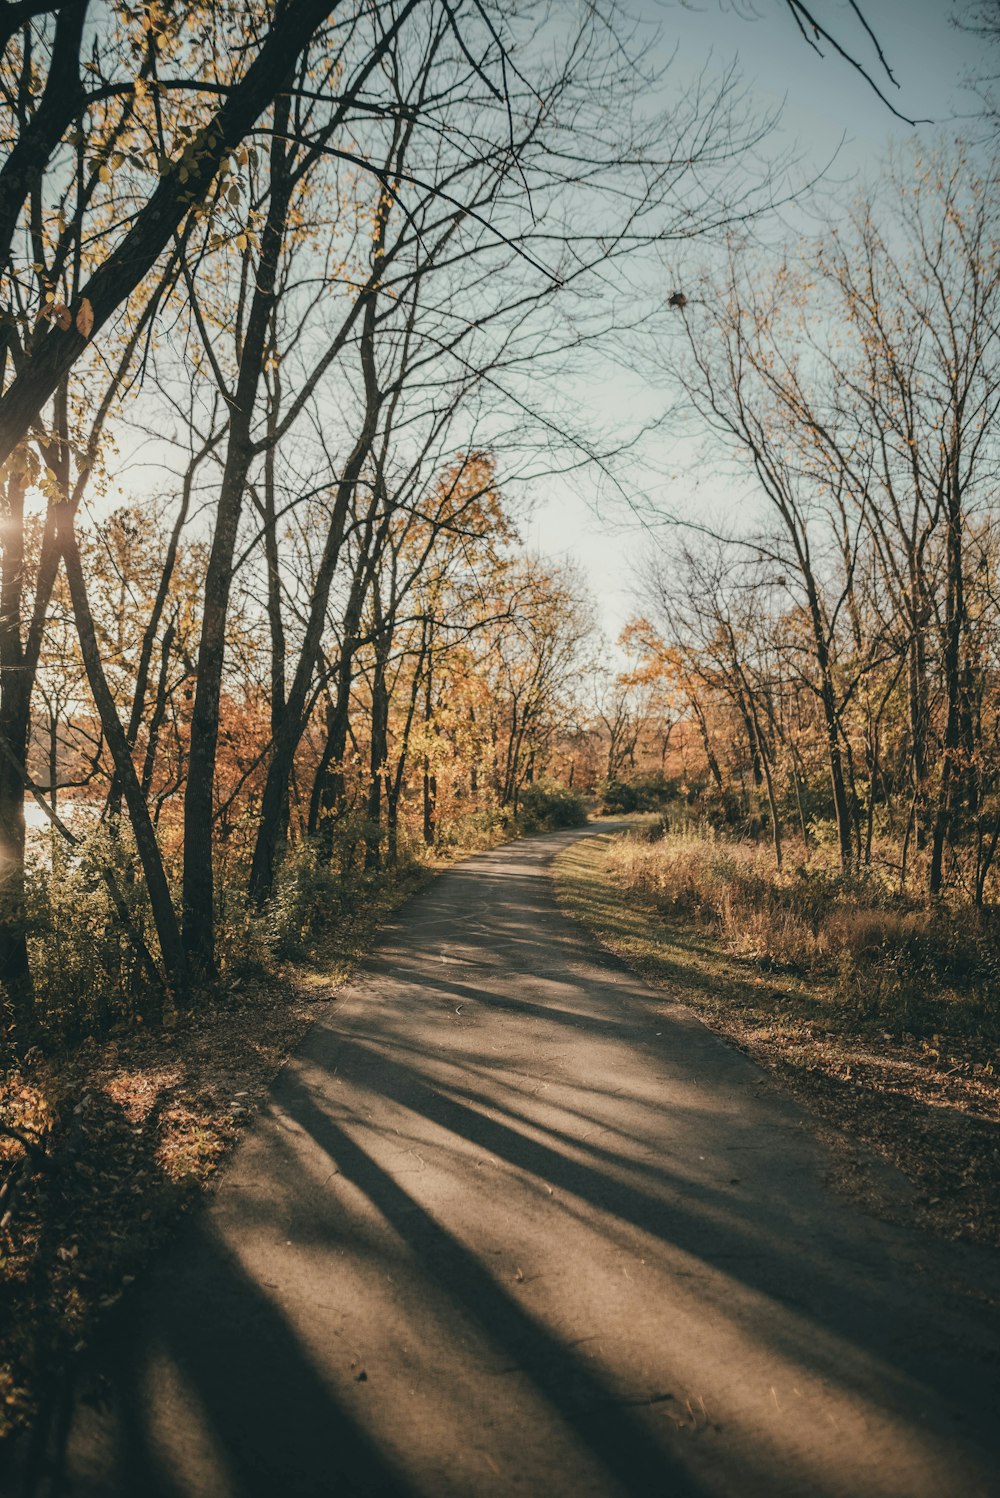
[555,831,1000,1250]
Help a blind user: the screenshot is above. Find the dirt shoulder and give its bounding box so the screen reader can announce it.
[555,831,1000,1253]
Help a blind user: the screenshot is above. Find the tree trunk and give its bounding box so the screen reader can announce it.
[59,511,182,1014]
[821,674,854,873]
[930,481,965,895]
[364,651,389,874]
[907,583,930,849]
[747,695,782,871]
[246,253,386,906]
[182,97,294,973]
[0,715,32,1042]
[422,646,435,845]
[0,470,54,1041]
[308,654,356,848]
[691,697,723,792]
[805,584,854,873]
[422,761,437,846]
[386,781,400,867]
[863,721,878,869]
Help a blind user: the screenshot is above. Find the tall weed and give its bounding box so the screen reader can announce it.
[608,831,1000,1039]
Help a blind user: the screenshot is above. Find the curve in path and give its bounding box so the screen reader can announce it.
[15,827,1000,1497]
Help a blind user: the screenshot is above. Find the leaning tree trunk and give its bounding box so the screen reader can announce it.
[246,239,386,907]
[182,97,294,974]
[246,445,379,903]
[59,510,182,1015]
[0,474,59,1043]
[308,655,356,848]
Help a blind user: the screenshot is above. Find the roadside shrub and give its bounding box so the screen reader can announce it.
[832,950,940,1036]
[237,841,348,965]
[23,827,162,1049]
[226,814,421,968]
[516,781,588,833]
[598,775,678,815]
[700,786,753,831]
[434,804,506,851]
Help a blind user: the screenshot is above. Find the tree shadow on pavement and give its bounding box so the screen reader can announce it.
[12,1219,417,1498]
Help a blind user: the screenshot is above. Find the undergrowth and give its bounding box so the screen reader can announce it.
[512,780,589,833]
[608,830,1000,1044]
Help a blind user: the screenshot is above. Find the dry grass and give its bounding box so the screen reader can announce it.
[555,830,1000,1251]
[608,830,1000,1038]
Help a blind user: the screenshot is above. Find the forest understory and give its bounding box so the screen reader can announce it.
[556,826,1000,1259]
[0,851,439,1446]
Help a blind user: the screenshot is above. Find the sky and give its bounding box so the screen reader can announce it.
[526,0,990,643]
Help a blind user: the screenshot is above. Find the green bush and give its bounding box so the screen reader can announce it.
[22,826,163,1049]
[598,775,678,815]
[515,781,588,833]
[225,813,415,968]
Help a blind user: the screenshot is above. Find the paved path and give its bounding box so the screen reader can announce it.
[12,828,1000,1497]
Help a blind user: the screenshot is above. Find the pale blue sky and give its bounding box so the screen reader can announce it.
[528,0,988,638]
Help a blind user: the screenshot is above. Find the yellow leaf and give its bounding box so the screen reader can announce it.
[76,298,94,338]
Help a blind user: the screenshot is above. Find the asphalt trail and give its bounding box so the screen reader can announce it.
[12,827,1000,1496]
